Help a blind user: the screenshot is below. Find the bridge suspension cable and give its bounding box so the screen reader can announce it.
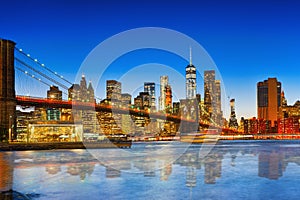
[15,57,69,91]
[15,66,69,96]
[14,47,103,102]
[15,47,73,85]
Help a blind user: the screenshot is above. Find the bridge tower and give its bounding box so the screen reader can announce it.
[0,39,16,142]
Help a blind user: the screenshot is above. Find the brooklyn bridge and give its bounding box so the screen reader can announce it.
[0,39,238,142]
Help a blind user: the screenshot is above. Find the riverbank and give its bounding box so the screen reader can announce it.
[0,141,131,151]
[2,137,300,151]
[0,189,33,200]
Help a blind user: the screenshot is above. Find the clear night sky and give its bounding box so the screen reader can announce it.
[1,0,300,119]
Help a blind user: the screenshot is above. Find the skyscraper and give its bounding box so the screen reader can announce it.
[159,76,168,111]
[204,70,222,125]
[134,92,150,109]
[87,81,95,103]
[215,80,221,115]
[80,74,88,101]
[68,84,81,101]
[165,85,172,113]
[47,86,62,121]
[68,75,94,103]
[204,70,215,112]
[106,80,121,100]
[257,78,281,127]
[186,47,196,99]
[47,86,62,100]
[144,82,156,110]
[228,99,238,129]
[133,92,151,132]
[121,93,132,106]
[204,70,215,118]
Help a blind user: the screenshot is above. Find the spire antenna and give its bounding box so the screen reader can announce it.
[189,46,192,65]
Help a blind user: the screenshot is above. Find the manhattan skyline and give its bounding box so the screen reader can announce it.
[1,0,300,120]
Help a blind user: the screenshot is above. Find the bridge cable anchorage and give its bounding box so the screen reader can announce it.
[15,47,73,85]
[15,66,69,96]
[15,57,69,91]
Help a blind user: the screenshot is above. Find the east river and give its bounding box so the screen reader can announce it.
[1,140,300,200]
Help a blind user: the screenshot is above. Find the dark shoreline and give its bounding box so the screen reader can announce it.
[0,141,132,151]
[2,140,300,151]
[0,189,33,200]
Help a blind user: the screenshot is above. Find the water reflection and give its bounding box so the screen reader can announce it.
[2,141,300,199]
[258,151,285,180]
[106,167,121,178]
[67,163,95,180]
[0,152,13,192]
[8,143,300,182]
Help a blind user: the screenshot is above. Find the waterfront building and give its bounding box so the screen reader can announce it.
[60,108,71,121]
[160,120,178,136]
[46,108,60,121]
[257,78,281,127]
[34,107,47,121]
[278,117,299,134]
[186,47,197,99]
[27,122,83,143]
[16,110,35,141]
[277,91,300,134]
[144,82,156,111]
[242,118,258,134]
[241,117,271,134]
[278,91,300,119]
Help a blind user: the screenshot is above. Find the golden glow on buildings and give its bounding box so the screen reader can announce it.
[27,123,83,143]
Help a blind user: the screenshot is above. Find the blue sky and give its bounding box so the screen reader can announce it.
[1,0,300,119]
